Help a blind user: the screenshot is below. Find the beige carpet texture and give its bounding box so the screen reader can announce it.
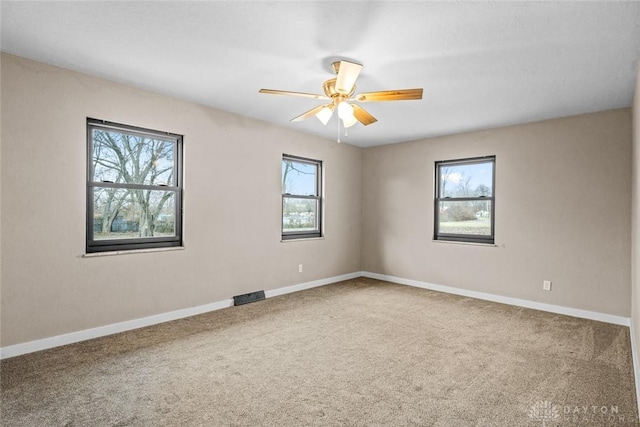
[1,278,638,426]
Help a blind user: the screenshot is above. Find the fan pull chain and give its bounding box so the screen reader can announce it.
[337,117,341,143]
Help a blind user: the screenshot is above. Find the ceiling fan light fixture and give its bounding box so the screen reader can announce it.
[315,106,334,125]
[259,60,423,131]
[337,101,354,121]
[342,115,358,128]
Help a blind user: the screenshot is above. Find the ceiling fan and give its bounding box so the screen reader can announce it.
[259,60,423,131]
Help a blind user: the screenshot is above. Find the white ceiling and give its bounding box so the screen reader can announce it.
[1,1,639,147]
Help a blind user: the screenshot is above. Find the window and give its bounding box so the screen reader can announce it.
[87,118,183,253]
[434,156,495,244]
[282,155,322,240]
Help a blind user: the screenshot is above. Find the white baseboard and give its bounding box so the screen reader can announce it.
[1,271,630,359]
[630,320,640,418]
[264,272,361,298]
[0,299,232,360]
[0,272,360,360]
[361,271,631,326]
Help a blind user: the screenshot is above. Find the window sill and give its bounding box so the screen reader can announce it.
[432,240,498,248]
[82,246,185,258]
[281,237,325,243]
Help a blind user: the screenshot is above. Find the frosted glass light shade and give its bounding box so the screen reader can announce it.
[343,115,358,128]
[315,107,334,125]
[337,101,354,120]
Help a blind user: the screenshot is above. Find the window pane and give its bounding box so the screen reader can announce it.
[438,200,492,236]
[439,161,493,198]
[93,188,176,240]
[283,198,318,232]
[282,160,317,196]
[92,129,175,186]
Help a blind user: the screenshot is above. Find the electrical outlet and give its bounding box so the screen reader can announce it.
[543,280,552,291]
[298,264,303,273]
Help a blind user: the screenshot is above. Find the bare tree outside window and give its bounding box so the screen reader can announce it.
[87,119,183,253]
[282,155,322,240]
[435,156,495,244]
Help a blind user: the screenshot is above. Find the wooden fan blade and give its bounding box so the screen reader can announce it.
[259,89,328,100]
[291,104,332,122]
[352,104,378,126]
[335,61,363,95]
[355,88,423,102]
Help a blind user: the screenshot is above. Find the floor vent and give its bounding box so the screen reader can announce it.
[233,290,266,306]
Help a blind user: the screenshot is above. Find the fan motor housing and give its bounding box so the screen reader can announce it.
[323,78,355,100]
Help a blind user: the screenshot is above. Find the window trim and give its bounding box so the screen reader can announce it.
[86,118,184,253]
[281,154,323,241]
[434,155,495,245]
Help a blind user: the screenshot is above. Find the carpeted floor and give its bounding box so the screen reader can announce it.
[1,278,638,426]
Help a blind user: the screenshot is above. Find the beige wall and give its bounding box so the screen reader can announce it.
[0,54,362,347]
[0,53,3,342]
[361,109,632,316]
[1,52,635,350]
[632,67,640,362]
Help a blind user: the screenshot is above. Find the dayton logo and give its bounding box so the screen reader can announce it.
[528,401,560,426]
